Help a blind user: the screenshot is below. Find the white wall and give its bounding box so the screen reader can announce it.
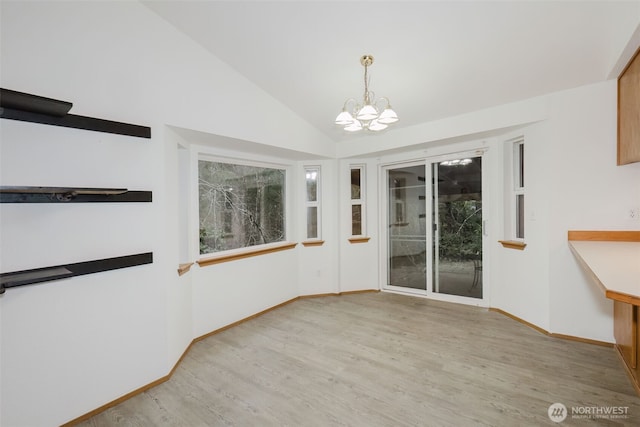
[338,158,380,292]
[297,160,340,296]
[0,107,167,427]
[191,251,299,337]
[163,128,193,367]
[490,119,552,331]
[473,81,640,342]
[545,81,640,341]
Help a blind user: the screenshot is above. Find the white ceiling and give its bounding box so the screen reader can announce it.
[144,1,639,143]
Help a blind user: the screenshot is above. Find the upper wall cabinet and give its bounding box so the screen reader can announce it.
[618,49,640,165]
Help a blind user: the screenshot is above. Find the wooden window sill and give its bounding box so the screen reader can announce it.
[177,263,194,276]
[196,242,297,267]
[302,240,325,247]
[498,240,527,250]
[348,237,371,244]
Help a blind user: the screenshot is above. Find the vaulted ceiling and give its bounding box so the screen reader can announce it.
[144,1,640,143]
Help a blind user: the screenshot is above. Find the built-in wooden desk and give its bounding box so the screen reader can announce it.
[568,230,640,394]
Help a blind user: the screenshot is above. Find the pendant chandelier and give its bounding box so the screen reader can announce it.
[335,55,398,132]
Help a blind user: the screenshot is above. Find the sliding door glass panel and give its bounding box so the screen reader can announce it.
[387,165,427,290]
[432,157,483,299]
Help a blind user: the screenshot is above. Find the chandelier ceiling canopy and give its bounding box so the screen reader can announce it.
[335,55,398,133]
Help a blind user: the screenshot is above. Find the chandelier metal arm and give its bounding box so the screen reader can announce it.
[342,97,360,113]
[375,96,391,109]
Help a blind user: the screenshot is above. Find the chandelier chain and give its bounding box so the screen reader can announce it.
[363,61,370,105]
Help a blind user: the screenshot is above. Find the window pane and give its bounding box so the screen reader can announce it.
[518,143,524,188]
[516,194,525,239]
[351,168,361,200]
[352,204,362,235]
[306,169,318,202]
[199,160,285,254]
[307,206,318,239]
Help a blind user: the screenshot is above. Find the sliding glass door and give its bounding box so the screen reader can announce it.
[431,157,483,300]
[386,164,427,290]
[383,155,485,305]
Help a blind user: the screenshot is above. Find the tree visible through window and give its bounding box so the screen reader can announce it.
[199,160,285,254]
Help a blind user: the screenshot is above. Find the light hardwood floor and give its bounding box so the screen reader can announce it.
[78,292,640,426]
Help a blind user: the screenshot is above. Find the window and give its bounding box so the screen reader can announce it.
[198,159,286,254]
[350,165,365,236]
[499,137,527,250]
[513,139,525,239]
[304,167,321,239]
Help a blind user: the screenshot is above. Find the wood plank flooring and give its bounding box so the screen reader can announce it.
[77,292,640,426]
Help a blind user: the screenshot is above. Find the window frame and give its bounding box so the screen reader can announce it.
[350,164,366,237]
[304,165,322,241]
[196,152,292,258]
[512,139,525,241]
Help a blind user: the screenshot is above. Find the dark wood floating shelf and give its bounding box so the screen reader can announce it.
[0,186,152,203]
[0,252,153,294]
[0,88,151,139]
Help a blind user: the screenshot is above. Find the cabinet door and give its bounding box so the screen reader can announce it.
[618,49,640,165]
[614,300,637,369]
